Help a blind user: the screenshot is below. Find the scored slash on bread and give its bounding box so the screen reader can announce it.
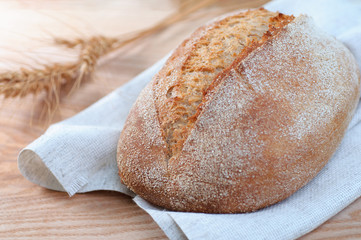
[154,8,294,161]
[117,8,361,213]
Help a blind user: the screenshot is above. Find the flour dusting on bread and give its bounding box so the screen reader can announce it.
[153,9,293,161]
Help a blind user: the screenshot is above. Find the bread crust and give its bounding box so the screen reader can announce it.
[153,8,287,160]
[117,11,361,213]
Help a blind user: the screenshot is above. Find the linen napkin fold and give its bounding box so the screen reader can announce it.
[18,56,168,197]
[18,0,361,239]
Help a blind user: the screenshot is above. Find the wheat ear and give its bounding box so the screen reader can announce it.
[0,0,215,114]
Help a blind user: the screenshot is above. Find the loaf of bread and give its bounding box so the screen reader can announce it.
[117,8,361,213]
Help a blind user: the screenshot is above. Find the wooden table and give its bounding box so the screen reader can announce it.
[1,0,360,239]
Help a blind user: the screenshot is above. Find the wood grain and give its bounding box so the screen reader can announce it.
[0,0,360,239]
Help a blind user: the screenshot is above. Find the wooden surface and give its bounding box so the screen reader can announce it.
[1,0,361,239]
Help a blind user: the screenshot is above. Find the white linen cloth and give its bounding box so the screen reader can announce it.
[18,0,361,239]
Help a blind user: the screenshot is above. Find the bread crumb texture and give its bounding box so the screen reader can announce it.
[117,8,361,213]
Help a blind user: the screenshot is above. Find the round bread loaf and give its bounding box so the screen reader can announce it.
[117,8,361,213]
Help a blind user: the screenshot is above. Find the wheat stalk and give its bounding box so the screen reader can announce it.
[0,0,215,117]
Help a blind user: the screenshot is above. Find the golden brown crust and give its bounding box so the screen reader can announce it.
[117,9,361,213]
[153,8,284,160]
[198,13,295,121]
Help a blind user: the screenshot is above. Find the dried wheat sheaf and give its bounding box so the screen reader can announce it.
[0,0,215,117]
